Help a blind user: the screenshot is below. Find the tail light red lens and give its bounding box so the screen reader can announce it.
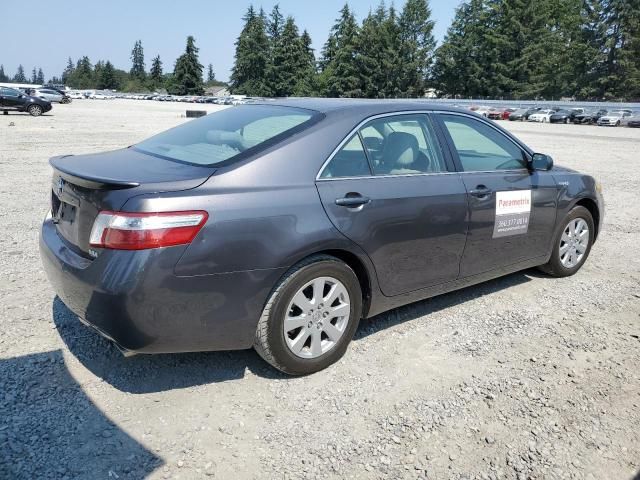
[89,211,208,250]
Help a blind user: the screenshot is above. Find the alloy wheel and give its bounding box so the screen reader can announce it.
[284,276,350,359]
[559,218,589,269]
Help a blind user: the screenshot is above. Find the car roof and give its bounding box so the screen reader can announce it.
[252,98,471,116]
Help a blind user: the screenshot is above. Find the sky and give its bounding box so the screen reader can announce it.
[0,0,459,83]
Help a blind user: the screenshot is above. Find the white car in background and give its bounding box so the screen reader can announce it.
[528,109,556,123]
[68,91,85,99]
[472,105,492,117]
[598,110,632,126]
[90,92,110,100]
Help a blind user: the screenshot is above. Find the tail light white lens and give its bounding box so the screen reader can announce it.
[89,210,208,250]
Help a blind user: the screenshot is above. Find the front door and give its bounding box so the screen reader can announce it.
[0,87,23,109]
[316,113,469,297]
[436,113,558,277]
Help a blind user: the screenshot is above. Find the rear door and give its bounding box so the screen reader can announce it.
[435,113,558,277]
[316,113,469,297]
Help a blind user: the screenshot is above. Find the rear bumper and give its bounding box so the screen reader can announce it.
[40,218,285,354]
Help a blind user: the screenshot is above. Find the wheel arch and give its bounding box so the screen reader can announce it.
[279,249,374,318]
[573,197,600,240]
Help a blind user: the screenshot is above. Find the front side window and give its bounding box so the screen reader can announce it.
[440,115,526,172]
[135,105,316,166]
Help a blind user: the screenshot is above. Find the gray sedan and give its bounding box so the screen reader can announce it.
[40,100,604,375]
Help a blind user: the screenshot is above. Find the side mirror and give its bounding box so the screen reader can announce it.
[530,153,553,171]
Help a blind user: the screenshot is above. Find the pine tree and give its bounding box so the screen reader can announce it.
[266,4,286,94]
[94,60,105,85]
[207,64,216,83]
[591,0,640,99]
[98,61,118,90]
[270,16,311,96]
[0,65,7,82]
[616,0,640,99]
[230,6,271,95]
[171,36,204,95]
[62,57,75,84]
[321,4,362,97]
[293,29,318,96]
[432,0,494,98]
[267,4,285,42]
[398,0,436,97]
[37,68,45,84]
[14,65,27,83]
[67,56,94,89]
[130,40,146,80]
[357,3,402,98]
[31,67,37,84]
[149,55,163,88]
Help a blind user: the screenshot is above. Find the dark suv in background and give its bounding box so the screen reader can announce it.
[0,86,52,116]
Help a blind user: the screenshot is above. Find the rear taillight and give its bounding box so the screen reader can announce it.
[89,210,208,250]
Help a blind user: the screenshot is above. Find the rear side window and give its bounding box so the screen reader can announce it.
[319,114,447,178]
[320,135,371,178]
[362,115,446,175]
[135,105,317,166]
[0,88,20,97]
[440,115,526,172]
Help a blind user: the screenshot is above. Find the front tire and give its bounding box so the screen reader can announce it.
[539,206,594,277]
[28,104,43,116]
[254,255,362,375]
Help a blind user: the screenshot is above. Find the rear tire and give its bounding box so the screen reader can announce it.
[254,255,362,375]
[27,104,43,116]
[538,206,594,277]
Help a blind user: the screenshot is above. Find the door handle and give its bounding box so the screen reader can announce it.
[469,185,492,198]
[335,195,370,208]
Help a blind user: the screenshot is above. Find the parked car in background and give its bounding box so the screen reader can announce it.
[573,109,607,125]
[549,109,581,124]
[90,92,111,100]
[472,105,492,117]
[33,88,71,104]
[487,108,507,120]
[68,91,85,99]
[502,108,518,120]
[509,107,540,121]
[42,87,72,103]
[0,86,52,116]
[598,110,632,126]
[40,100,603,375]
[623,114,640,128]
[528,109,556,123]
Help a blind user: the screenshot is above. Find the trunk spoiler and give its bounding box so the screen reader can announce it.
[50,156,140,190]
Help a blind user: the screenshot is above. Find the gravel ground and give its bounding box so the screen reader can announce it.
[0,100,639,480]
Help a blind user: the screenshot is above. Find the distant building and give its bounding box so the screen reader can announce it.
[205,86,230,97]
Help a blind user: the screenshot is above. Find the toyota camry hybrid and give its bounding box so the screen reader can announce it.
[40,100,604,375]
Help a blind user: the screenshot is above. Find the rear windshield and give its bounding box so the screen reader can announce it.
[134,105,317,166]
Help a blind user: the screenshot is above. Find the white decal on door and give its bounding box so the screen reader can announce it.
[493,190,531,238]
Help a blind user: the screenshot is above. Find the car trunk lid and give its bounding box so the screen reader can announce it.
[49,148,215,256]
